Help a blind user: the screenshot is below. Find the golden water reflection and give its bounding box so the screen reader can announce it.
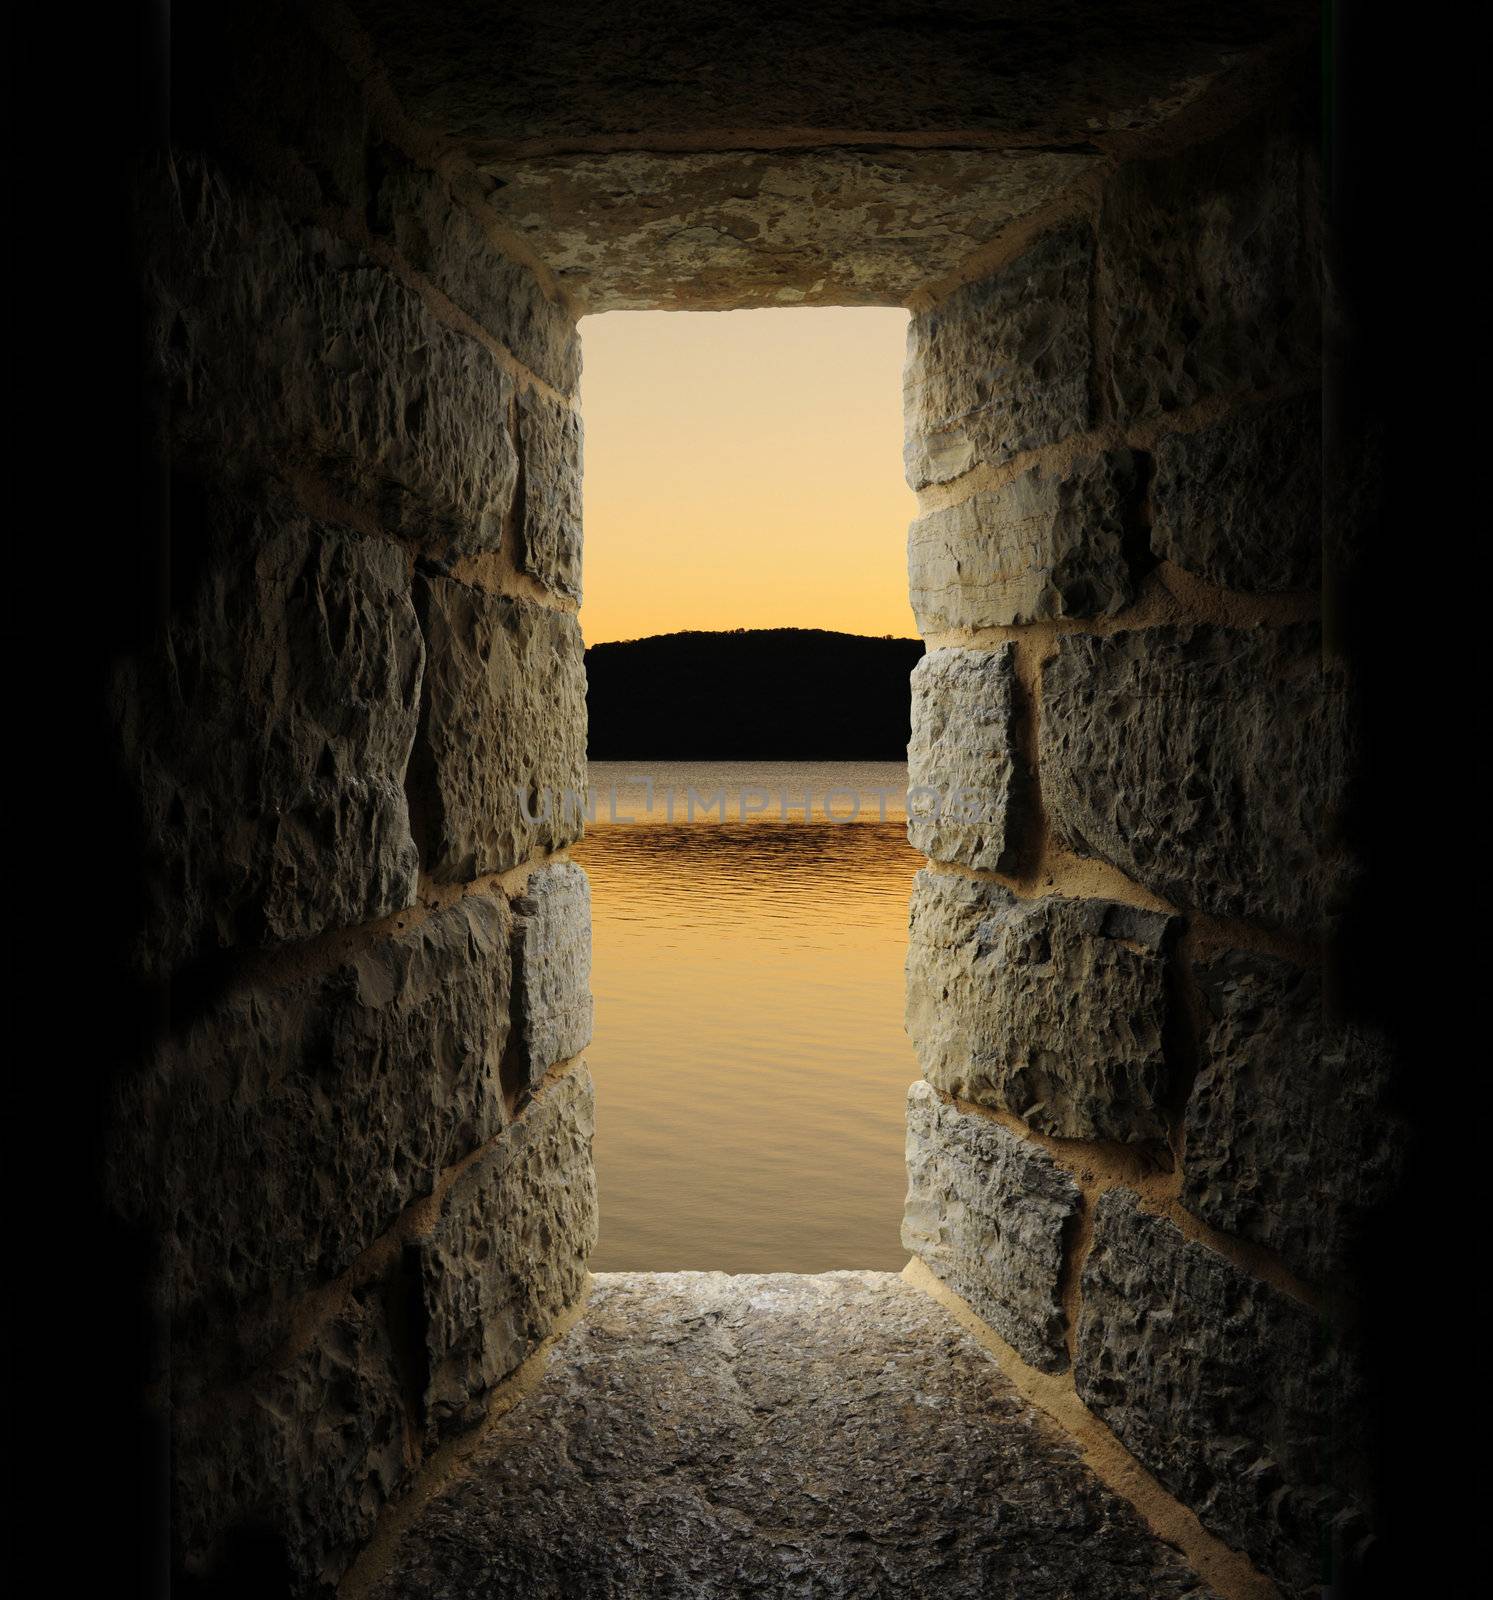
[571,765,922,1273]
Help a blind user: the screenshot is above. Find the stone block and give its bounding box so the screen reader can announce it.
[1076,1190,1369,1596]
[359,4,1310,153]
[369,151,581,395]
[905,872,1175,1141]
[909,450,1139,630]
[172,4,580,394]
[420,1065,598,1438]
[113,481,422,976]
[902,1081,1079,1371]
[108,896,510,1372]
[1182,953,1403,1283]
[174,1269,412,1594]
[1098,106,1320,422]
[904,223,1094,489]
[1151,395,1320,591]
[1039,624,1349,930]
[481,145,1096,312]
[144,155,517,554]
[173,0,371,221]
[906,646,1028,874]
[410,577,587,881]
[513,863,594,1086]
[516,386,584,601]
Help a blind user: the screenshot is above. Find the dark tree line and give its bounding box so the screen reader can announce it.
[585,629,924,759]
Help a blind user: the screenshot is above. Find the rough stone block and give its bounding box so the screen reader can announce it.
[171,4,580,395]
[174,1268,412,1594]
[1098,106,1320,422]
[1076,1190,1369,1596]
[905,872,1175,1141]
[113,482,422,976]
[902,1081,1080,1371]
[108,896,511,1372]
[903,223,1094,489]
[516,386,584,601]
[369,152,581,395]
[360,4,1311,154]
[513,863,594,1086]
[1182,953,1403,1283]
[909,449,1139,630]
[145,155,518,554]
[420,1065,598,1438]
[906,646,1027,874]
[173,0,371,222]
[1151,395,1321,591]
[1039,624,1349,930]
[410,577,587,881]
[482,145,1096,312]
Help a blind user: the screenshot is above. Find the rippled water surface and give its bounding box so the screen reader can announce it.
[571,762,922,1272]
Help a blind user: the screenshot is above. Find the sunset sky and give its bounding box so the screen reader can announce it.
[578,308,917,645]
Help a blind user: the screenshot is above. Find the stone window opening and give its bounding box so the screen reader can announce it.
[101,5,1406,1596]
[573,304,924,1276]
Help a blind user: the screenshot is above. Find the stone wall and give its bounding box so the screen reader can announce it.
[899,86,1403,1599]
[97,7,1406,1593]
[107,3,596,1590]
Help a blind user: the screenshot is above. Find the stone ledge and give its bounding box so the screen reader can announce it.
[365,1270,1214,1599]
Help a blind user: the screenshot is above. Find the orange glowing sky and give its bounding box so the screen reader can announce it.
[578,308,917,645]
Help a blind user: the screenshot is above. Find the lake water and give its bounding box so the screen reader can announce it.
[571,761,923,1273]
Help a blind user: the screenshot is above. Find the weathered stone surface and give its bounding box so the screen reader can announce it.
[904,223,1094,488]
[174,1269,412,1595]
[346,0,1310,313]
[172,2,581,393]
[513,863,594,1086]
[906,872,1175,1141]
[480,146,1095,311]
[1076,1191,1369,1597]
[1151,394,1320,590]
[360,1,1301,149]
[369,153,581,394]
[516,387,584,600]
[410,577,587,880]
[369,1271,1214,1600]
[113,481,422,976]
[906,646,1028,873]
[420,1066,597,1439]
[909,450,1140,630]
[1098,105,1320,422]
[173,0,372,223]
[1182,953,1403,1283]
[108,896,510,1373]
[144,155,518,554]
[1039,624,1349,930]
[902,1081,1080,1371]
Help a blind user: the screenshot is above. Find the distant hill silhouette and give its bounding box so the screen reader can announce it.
[585,628,924,759]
